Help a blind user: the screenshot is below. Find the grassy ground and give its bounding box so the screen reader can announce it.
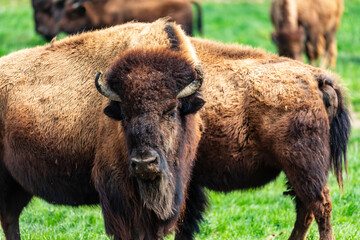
[1,0,360,239]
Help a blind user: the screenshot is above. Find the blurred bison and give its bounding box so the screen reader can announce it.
[31,0,64,40]
[32,0,202,40]
[0,20,204,239]
[271,0,343,68]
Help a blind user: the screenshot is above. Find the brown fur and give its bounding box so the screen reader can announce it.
[0,20,203,240]
[271,0,344,68]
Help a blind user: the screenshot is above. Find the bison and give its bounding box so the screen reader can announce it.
[173,38,350,239]
[32,0,202,40]
[271,0,344,68]
[0,20,205,239]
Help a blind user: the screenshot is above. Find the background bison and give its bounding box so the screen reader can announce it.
[32,0,202,40]
[271,0,344,68]
[0,21,204,239]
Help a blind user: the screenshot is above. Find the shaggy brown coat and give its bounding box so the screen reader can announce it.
[0,20,204,240]
[271,0,343,68]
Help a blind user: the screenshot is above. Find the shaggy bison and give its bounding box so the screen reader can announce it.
[32,0,202,40]
[271,0,344,68]
[173,38,350,239]
[0,20,204,239]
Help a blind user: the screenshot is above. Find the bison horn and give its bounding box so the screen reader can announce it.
[95,71,122,102]
[176,65,204,99]
[72,2,82,9]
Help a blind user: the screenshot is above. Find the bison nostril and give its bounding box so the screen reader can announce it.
[147,156,158,165]
[130,153,161,180]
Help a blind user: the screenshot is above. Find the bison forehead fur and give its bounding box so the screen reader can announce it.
[106,48,197,106]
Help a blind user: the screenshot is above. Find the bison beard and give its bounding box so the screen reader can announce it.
[137,170,176,220]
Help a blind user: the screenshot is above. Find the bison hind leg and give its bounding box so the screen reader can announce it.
[0,173,32,240]
[277,110,334,239]
[285,180,334,240]
[284,184,314,240]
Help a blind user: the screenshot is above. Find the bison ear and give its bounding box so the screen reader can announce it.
[180,96,205,115]
[104,101,123,121]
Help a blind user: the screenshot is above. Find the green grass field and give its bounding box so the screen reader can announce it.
[1,0,360,239]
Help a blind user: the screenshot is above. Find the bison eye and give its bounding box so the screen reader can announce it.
[103,101,124,121]
[163,107,177,120]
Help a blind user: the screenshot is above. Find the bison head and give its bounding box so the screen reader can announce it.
[32,0,65,40]
[272,26,305,61]
[58,0,92,35]
[95,47,205,220]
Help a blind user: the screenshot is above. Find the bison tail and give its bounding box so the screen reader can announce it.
[329,87,351,190]
[191,1,203,35]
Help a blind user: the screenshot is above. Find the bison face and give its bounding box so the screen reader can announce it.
[95,48,204,220]
[272,27,305,61]
[32,0,64,40]
[58,0,92,35]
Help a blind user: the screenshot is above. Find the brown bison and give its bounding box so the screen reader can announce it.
[0,20,205,239]
[32,0,202,40]
[271,0,344,68]
[173,38,350,239]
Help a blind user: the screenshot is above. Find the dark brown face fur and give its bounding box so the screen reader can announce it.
[31,0,90,40]
[103,47,204,220]
[58,0,92,35]
[273,27,305,61]
[32,0,65,40]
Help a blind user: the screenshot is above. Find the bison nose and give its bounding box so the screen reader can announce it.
[130,152,161,181]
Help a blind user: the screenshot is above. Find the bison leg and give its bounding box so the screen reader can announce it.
[285,190,314,240]
[320,30,337,69]
[328,39,338,68]
[309,185,334,240]
[304,20,322,66]
[0,176,32,240]
[277,114,335,239]
[174,182,208,240]
[283,174,334,240]
[285,179,334,240]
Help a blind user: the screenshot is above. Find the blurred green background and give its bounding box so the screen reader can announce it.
[0,0,359,239]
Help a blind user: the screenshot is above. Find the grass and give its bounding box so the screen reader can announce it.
[1,0,360,239]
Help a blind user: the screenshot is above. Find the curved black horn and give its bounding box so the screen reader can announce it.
[95,71,122,101]
[176,65,204,99]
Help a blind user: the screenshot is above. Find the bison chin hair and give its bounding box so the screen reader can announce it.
[137,170,176,220]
